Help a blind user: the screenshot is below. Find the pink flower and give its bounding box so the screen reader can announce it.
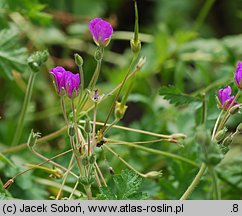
[50,66,80,98]
[89,18,113,47]
[218,86,237,110]
[235,61,242,89]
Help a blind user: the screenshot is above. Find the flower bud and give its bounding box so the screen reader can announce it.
[219,144,229,155]
[236,122,242,133]
[222,135,233,146]
[89,154,96,165]
[84,118,92,134]
[28,50,49,73]
[130,38,141,54]
[3,179,14,190]
[68,125,75,137]
[74,53,83,67]
[215,127,228,143]
[229,104,240,115]
[82,156,89,166]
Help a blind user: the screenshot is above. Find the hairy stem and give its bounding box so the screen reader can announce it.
[180,163,207,200]
[12,72,36,146]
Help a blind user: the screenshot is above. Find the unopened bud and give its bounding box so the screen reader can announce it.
[68,125,75,137]
[130,38,141,54]
[219,144,229,155]
[74,53,83,67]
[27,50,49,73]
[89,154,96,165]
[222,135,233,147]
[84,119,92,134]
[236,122,242,133]
[215,127,228,143]
[82,156,89,166]
[144,170,162,179]
[229,104,240,115]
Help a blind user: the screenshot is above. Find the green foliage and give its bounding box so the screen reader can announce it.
[97,169,148,200]
[159,86,201,106]
[0,27,27,79]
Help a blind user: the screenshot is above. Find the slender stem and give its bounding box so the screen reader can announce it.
[103,118,119,136]
[7,149,73,181]
[94,169,101,188]
[80,120,175,139]
[68,180,79,200]
[94,162,107,187]
[35,177,83,198]
[70,135,82,172]
[71,99,82,146]
[193,0,216,31]
[180,163,207,200]
[106,139,198,167]
[212,110,223,139]
[30,147,78,178]
[104,145,147,178]
[56,154,75,200]
[201,93,207,125]
[12,72,36,146]
[61,95,68,126]
[208,166,221,199]
[78,56,102,112]
[87,133,91,156]
[102,54,138,130]
[84,185,92,200]
[91,102,97,153]
[180,106,226,200]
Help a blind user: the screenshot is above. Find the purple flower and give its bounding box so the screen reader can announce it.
[89,18,113,47]
[218,86,237,110]
[235,61,242,89]
[50,66,80,98]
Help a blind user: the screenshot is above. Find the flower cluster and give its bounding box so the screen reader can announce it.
[50,66,80,98]
[89,18,113,47]
[217,62,242,110]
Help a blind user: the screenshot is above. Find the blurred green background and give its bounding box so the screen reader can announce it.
[0,0,242,199]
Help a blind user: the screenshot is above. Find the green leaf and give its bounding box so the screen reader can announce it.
[159,86,201,106]
[97,169,148,200]
[0,153,15,167]
[0,27,28,79]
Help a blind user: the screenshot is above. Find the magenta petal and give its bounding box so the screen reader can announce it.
[217,85,238,110]
[89,18,113,46]
[235,62,242,88]
[50,66,80,97]
[50,66,66,93]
